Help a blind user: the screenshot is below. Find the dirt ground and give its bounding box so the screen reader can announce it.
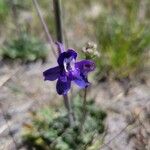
[91,78,150,150]
[0,60,149,150]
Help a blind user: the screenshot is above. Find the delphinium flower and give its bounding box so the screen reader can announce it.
[43,42,95,95]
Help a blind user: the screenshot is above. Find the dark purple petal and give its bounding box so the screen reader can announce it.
[59,72,68,82]
[56,42,65,53]
[43,66,60,81]
[75,60,95,75]
[56,79,71,95]
[57,52,66,66]
[57,49,77,66]
[66,49,77,59]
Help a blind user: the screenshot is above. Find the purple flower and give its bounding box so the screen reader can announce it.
[43,42,95,95]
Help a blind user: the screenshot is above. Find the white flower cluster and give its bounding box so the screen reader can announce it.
[82,42,100,58]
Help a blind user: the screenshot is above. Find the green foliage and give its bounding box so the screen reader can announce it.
[1,33,48,62]
[22,96,106,150]
[0,0,9,23]
[95,0,150,79]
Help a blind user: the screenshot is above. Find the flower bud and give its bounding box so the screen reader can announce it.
[82,42,100,59]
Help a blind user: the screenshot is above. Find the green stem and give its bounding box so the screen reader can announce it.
[80,55,89,130]
[80,87,87,130]
[63,95,74,127]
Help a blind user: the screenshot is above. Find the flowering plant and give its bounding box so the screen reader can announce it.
[43,42,95,95]
[22,1,106,149]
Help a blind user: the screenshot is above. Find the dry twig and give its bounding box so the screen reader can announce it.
[32,0,57,57]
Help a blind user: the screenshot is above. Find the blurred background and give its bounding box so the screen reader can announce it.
[0,0,150,150]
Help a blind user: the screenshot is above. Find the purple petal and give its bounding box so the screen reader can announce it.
[56,79,71,95]
[67,69,80,80]
[73,72,90,88]
[74,77,89,88]
[59,73,68,82]
[43,66,60,81]
[75,60,95,75]
[66,49,77,59]
[57,49,77,66]
[56,42,65,53]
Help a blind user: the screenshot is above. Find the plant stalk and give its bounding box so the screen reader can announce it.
[80,55,89,130]
[80,87,87,130]
[32,0,57,57]
[33,0,75,126]
[63,95,74,126]
[53,0,63,43]
[53,0,75,126]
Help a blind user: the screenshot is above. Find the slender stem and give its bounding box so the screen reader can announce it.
[61,3,69,49]
[80,87,87,130]
[83,88,87,115]
[53,0,63,43]
[32,0,57,57]
[70,88,76,121]
[53,0,75,126]
[63,95,74,126]
[80,55,89,130]
[33,0,74,126]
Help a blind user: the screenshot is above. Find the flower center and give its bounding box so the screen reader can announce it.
[63,57,75,72]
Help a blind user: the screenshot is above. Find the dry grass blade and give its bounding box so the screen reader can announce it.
[0,68,20,88]
[0,121,13,135]
[0,105,18,149]
[32,0,57,57]
[0,68,21,148]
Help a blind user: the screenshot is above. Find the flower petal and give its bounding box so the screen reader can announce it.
[57,49,77,66]
[75,60,95,75]
[74,78,89,88]
[56,42,65,53]
[56,79,71,95]
[43,66,60,81]
[74,73,90,88]
[66,49,77,59]
[67,69,80,80]
[59,72,68,82]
